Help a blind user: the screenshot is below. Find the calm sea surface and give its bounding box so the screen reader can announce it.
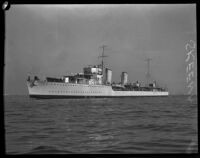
[4,95,198,154]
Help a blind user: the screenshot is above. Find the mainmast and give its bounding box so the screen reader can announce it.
[145,58,152,85]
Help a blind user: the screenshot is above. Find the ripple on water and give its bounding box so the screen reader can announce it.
[5,95,198,154]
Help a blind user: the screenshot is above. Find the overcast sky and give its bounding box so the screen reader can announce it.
[4,4,196,95]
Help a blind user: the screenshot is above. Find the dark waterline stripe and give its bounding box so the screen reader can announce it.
[29,95,168,99]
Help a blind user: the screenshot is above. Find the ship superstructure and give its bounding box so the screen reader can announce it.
[27,47,169,98]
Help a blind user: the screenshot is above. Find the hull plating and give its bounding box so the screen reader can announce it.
[27,81,169,98]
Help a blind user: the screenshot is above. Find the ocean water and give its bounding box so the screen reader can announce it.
[4,95,198,154]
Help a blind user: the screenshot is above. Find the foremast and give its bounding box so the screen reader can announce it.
[98,45,108,82]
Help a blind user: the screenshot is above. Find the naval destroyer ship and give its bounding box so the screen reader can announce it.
[27,47,169,98]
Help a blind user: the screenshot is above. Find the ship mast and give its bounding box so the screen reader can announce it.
[145,58,152,85]
[99,45,108,75]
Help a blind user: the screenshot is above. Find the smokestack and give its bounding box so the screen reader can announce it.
[121,72,128,85]
[105,68,112,84]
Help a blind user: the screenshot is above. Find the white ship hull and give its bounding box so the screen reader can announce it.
[27,81,169,98]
